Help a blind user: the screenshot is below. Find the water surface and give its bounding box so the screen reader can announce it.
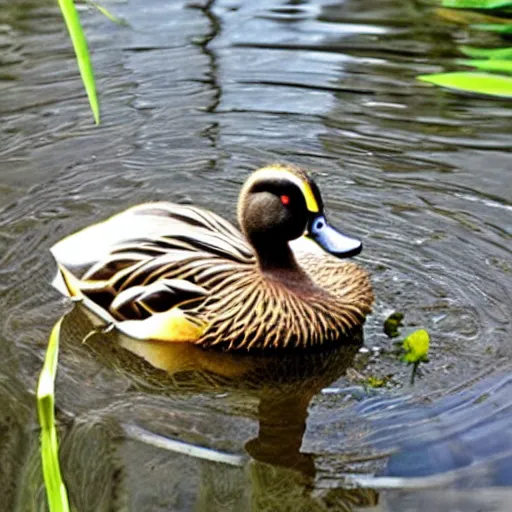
[0,0,511,510]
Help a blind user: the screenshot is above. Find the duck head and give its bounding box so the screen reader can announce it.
[238,164,362,269]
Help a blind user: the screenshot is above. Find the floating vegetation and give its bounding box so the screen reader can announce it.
[366,375,393,388]
[460,45,512,59]
[419,0,512,97]
[37,318,71,512]
[383,312,404,339]
[419,72,512,97]
[458,59,512,73]
[401,329,430,385]
[443,0,512,7]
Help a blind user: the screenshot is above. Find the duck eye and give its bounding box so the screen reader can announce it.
[280,195,290,206]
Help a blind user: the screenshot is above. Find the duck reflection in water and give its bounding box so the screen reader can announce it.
[54,305,379,511]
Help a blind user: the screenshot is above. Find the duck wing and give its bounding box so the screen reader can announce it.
[51,202,255,342]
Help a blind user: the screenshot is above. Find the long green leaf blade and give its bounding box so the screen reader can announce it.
[37,318,71,512]
[442,0,512,8]
[57,0,100,124]
[418,71,512,97]
[458,58,512,73]
[460,45,512,59]
[473,23,512,33]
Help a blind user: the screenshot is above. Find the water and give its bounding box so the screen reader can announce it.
[0,0,511,510]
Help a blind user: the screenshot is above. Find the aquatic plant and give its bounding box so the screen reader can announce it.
[419,0,512,97]
[57,0,124,123]
[58,0,99,123]
[37,318,70,512]
[401,329,430,385]
[383,312,404,338]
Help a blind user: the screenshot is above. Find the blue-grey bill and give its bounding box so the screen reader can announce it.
[308,214,362,258]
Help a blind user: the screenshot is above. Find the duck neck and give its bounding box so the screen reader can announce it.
[252,239,302,276]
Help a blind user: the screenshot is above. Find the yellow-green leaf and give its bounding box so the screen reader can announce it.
[442,0,512,7]
[57,0,100,124]
[418,72,512,98]
[38,318,71,512]
[367,375,391,388]
[402,329,430,364]
[458,59,512,74]
[460,46,512,60]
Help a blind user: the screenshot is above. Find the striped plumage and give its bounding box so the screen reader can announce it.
[51,164,373,351]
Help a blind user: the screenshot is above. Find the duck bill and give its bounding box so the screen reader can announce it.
[307,214,362,258]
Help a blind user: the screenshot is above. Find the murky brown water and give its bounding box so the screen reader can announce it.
[1,0,511,510]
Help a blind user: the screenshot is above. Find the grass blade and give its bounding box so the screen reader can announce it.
[459,45,512,59]
[57,0,100,124]
[37,318,70,512]
[442,0,512,8]
[458,58,512,73]
[418,71,512,97]
[472,23,512,32]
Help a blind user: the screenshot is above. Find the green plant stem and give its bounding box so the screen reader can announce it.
[410,362,419,386]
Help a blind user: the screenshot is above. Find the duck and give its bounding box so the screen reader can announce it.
[51,164,373,351]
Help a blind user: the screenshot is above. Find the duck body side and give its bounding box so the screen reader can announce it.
[51,166,373,351]
[51,202,372,350]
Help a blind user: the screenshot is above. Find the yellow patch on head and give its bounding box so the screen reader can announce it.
[251,166,320,213]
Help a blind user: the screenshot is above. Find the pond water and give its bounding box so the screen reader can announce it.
[0,0,511,510]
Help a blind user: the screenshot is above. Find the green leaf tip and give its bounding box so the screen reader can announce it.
[401,329,430,364]
[458,59,512,74]
[472,23,512,34]
[57,0,100,124]
[442,0,512,8]
[37,319,62,402]
[459,46,512,60]
[418,72,512,98]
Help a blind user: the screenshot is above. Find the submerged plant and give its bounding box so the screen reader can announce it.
[419,0,512,97]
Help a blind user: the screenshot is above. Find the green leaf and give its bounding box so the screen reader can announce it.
[442,0,512,7]
[418,72,512,97]
[458,58,512,73]
[37,318,71,512]
[57,0,100,124]
[473,23,512,33]
[401,329,430,364]
[460,46,512,59]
